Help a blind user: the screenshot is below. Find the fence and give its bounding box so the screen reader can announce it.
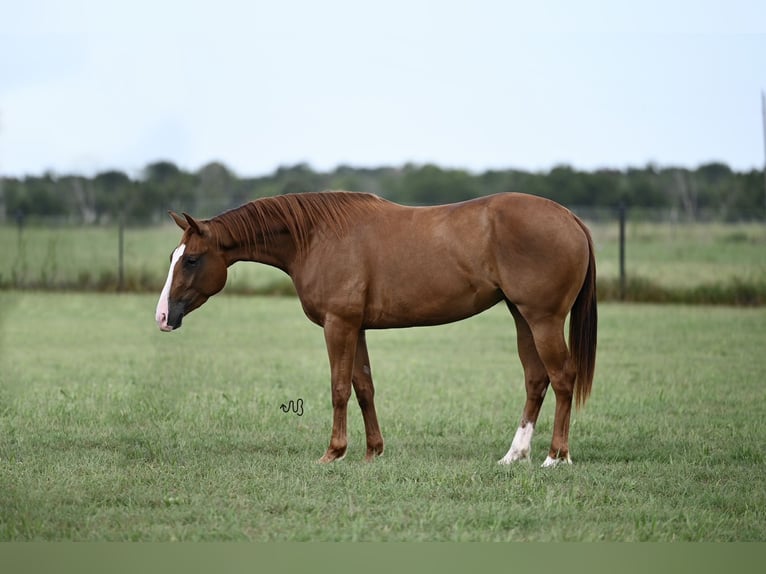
[1,207,765,304]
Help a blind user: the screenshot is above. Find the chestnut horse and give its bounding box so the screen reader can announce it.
[155,191,597,466]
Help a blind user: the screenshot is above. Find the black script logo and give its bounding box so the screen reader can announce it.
[280,398,304,417]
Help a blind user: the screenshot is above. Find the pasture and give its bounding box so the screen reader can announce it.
[1,292,765,541]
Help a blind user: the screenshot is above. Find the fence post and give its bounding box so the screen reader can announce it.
[118,211,125,292]
[619,202,626,301]
[15,209,25,245]
[761,90,766,220]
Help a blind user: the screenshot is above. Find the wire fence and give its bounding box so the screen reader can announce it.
[2,207,765,303]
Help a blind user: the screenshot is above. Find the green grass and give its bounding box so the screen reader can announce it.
[589,220,766,294]
[1,292,765,541]
[1,219,765,302]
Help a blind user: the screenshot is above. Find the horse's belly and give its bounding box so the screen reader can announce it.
[363,276,502,329]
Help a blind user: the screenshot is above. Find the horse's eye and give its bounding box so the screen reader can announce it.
[184,256,199,268]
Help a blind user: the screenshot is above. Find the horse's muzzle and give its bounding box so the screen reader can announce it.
[165,300,186,330]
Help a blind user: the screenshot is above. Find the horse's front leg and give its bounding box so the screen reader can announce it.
[318,314,360,463]
[352,331,384,461]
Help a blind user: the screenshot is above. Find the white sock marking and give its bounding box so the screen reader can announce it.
[542,454,572,468]
[156,244,185,331]
[498,422,535,464]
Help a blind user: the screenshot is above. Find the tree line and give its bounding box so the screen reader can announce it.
[2,160,764,224]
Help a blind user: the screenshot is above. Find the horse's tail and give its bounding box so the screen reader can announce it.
[569,216,598,409]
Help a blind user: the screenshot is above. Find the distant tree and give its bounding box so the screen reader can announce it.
[502,170,551,199]
[735,169,766,217]
[400,164,481,205]
[329,165,366,192]
[196,161,235,215]
[586,169,623,207]
[694,162,736,215]
[545,165,588,205]
[623,165,668,208]
[58,175,96,223]
[665,168,698,219]
[19,173,68,217]
[371,167,407,201]
[2,161,761,223]
[2,178,27,216]
[144,160,181,182]
[142,160,195,217]
[478,170,518,196]
[273,163,326,195]
[94,170,132,222]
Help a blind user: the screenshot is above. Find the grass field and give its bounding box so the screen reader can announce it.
[1,292,765,541]
[1,218,765,302]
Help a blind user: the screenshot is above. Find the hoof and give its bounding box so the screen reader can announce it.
[497,451,531,465]
[317,447,347,464]
[364,446,384,462]
[541,454,572,468]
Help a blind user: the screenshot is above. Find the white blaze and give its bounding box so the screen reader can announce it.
[156,244,186,331]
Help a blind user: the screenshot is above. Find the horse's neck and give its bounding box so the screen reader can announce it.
[211,217,298,273]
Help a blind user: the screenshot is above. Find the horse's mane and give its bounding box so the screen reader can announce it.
[210,191,386,256]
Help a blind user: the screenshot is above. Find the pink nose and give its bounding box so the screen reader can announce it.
[157,312,173,332]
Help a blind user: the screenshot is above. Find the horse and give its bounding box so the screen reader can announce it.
[155,191,597,467]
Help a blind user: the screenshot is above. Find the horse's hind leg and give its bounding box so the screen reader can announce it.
[499,303,551,464]
[524,310,577,467]
[352,331,384,461]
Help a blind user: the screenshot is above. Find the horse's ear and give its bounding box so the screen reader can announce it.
[182,212,204,236]
[168,211,189,231]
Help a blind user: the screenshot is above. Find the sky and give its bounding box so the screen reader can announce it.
[1,0,766,178]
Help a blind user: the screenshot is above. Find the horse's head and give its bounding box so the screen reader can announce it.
[155,211,228,331]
